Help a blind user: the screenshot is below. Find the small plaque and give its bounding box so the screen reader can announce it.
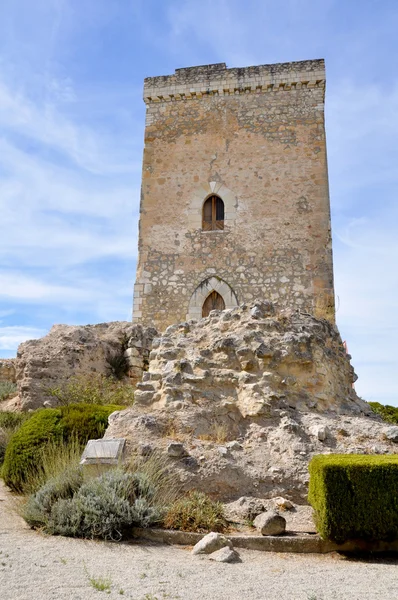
[80,438,126,465]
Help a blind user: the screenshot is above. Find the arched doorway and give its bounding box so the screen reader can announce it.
[202,290,225,317]
[186,276,238,321]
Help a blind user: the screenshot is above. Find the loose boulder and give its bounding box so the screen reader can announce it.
[253,511,286,536]
[191,532,233,555]
[208,547,240,563]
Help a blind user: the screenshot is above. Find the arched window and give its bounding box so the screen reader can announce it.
[202,291,225,317]
[202,195,224,231]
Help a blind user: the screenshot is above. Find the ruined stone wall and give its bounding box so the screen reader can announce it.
[0,359,16,383]
[134,60,334,331]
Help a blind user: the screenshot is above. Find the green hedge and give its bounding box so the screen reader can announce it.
[308,454,398,544]
[1,404,121,492]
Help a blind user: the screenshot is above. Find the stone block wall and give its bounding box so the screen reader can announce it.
[0,359,16,383]
[133,60,334,331]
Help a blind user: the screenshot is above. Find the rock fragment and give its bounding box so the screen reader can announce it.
[208,547,240,563]
[191,532,233,555]
[253,511,286,536]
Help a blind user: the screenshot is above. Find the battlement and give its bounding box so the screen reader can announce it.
[143,59,325,103]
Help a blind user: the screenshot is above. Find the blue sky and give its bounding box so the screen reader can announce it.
[0,0,397,406]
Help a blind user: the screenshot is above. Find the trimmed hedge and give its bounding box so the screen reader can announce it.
[1,404,121,492]
[308,454,398,544]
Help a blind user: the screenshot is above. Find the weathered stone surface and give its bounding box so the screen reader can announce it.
[191,532,233,555]
[105,302,396,502]
[224,497,268,523]
[384,427,398,443]
[132,302,364,415]
[167,442,186,458]
[0,359,16,384]
[208,547,240,563]
[12,322,157,410]
[309,425,330,442]
[272,497,294,511]
[254,511,286,536]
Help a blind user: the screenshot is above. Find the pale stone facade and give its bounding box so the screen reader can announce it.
[133,60,334,331]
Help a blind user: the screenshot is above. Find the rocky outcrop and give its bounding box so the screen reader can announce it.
[133,300,364,415]
[105,301,395,502]
[13,322,157,410]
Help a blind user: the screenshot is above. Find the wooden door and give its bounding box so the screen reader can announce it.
[202,291,225,317]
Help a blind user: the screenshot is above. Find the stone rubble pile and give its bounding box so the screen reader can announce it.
[105,301,397,502]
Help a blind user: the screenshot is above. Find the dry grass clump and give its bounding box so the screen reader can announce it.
[46,373,134,406]
[163,490,227,533]
[198,423,230,444]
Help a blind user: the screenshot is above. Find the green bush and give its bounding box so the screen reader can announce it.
[26,469,162,540]
[0,411,30,466]
[308,454,398,544]
[369,402,398,424]
[1,404,120,492]
[46,373,134,406]
[163,491,227,533]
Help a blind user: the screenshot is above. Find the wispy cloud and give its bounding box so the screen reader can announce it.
[0,326,47,350]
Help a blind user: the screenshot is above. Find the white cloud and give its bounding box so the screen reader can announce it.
[0,326,47,350]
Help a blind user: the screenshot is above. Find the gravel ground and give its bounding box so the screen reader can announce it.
[1,482,398,600]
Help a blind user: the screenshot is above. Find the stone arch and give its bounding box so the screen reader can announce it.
[186,277,238,321]
[187,181,239,230]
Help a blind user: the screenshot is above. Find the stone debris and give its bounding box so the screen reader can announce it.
[384,427,398,443]
[191,532,233,555]
[167,442,186,457]
[208,547,240,563]
[105,302,396,501]
[224,497,269,523]
[253,511,286,536]
[272,497,294,511]
[309,425,330,442]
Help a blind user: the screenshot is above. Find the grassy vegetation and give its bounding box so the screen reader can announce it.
[163,491,227,533]
[1,404,120,492]
[308,454,398,543]
[46,373,134,407]
[369,401,398,424]
[0,381,17,402]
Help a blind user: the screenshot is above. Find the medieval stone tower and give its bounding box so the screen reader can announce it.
[133,59,334,331]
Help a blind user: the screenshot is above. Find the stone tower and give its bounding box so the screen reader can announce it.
[133,59,334,331]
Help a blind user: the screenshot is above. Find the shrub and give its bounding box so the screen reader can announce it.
[43,469,162,540]
[46,373,134,406]
[369,402,398,424]
[0,411,30,466]
[23,464,84,528]
[163,491,227,533]
[0,381,17,402]
[308,454,398,544]
[1,404,120,492]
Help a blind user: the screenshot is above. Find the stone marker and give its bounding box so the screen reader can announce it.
[191,532,233,555]
[80,438,126,475]
[253,511,286,536]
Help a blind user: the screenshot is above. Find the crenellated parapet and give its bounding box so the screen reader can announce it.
[143,59,325,104]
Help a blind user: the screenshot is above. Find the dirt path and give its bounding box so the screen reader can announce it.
[1,481,397,600]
